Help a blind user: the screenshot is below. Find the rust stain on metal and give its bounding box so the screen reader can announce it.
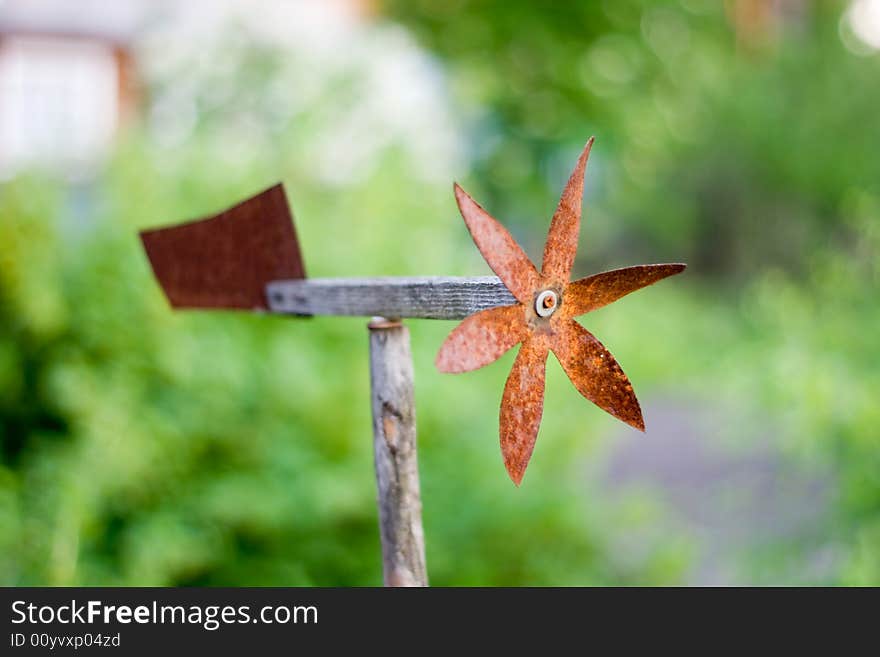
[436,137,687,486]
[541,137,593,286]
[434,303,527,374]
[453,183,541,303]
[140,184,306,310]
[565,263,686,315]
[500,335,548,487]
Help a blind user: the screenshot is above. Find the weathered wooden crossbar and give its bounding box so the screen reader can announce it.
[266,276,516,319]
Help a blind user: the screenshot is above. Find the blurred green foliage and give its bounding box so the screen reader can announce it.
[1,0,878,585]
[387,0,880,277]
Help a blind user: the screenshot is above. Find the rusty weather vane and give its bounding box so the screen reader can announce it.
[139,136,685,585]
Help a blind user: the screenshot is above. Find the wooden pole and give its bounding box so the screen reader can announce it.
[367,318,428,586]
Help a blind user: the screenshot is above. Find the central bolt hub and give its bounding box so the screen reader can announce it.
[535,290,558,318]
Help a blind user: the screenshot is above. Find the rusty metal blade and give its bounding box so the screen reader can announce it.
[140,184,306,310]
[500,335,549,486]
[564,263,686,317]
[453,183,541,304]
[541,137,593,284]
[551,320,644,431]
[435,303,527,373]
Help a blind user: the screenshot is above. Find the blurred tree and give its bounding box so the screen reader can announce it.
[383,0,880,280]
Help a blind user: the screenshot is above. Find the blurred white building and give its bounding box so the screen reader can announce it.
[0,0,460,185]
[0,0,150,179]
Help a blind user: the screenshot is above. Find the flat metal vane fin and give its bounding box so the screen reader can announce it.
[140,184,306,310]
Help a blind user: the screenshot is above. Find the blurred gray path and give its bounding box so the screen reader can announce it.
[600,398,836,585]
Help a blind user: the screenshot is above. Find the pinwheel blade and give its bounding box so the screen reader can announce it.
[552,321,644,431]
[565,263,686,317]
[541,137,593,284]
[500,337,549,485]
[453,183,541,304]
[436,304,527,373]
[140,184,306,310]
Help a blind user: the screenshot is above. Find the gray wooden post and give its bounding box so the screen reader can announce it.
[368,318,428,587]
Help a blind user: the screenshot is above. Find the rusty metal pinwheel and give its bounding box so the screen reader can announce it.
[436,137,686,485]
[140,134,687,583]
